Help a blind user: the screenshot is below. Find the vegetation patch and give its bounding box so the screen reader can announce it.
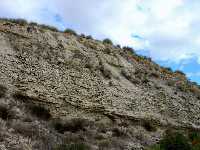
[112,126,128,137]
[53,118,92,134]
[29,22,38,26]
[0,85,7,98]
[0,18,28,26]
[100,64,112,79]
[147,130,200,150]
[39,24,59,32]
[85,35,93,40]
[174,70,186,76]
[55,143,90,150]
[0,105,11,120]
[64,29,77,36]
[142,120,157,132]
[28,104,51,120]
[12,91,39,102]
[103,38,113,45]
[189,131,200,149]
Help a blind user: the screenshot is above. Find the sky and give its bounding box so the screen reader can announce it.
[0,0,200,84]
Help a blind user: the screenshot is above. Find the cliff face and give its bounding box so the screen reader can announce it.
[0,19,200,150]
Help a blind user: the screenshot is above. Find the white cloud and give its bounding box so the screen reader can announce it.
[187,72,200,78]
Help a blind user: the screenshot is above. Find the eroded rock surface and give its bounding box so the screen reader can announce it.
[0,19,200,150]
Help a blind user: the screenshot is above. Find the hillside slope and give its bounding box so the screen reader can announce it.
[0,19,200,150]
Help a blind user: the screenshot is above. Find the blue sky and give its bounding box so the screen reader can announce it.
[0,0,200,84]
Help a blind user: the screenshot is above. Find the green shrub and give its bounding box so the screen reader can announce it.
[85,35,93,40]
[189,131,200,148]
[53,118,92,134]
[165,67,173,72]
[166,80,176,86]
[55,143,90,150]
[0,18,27,25]
[148,130,200,150]
[28,104,51,120]
[112,127,128,137]
[148,144,162,150]
[116,44,121,48]
[29,22,38,26]
[143,120,157,132]
[12,91,32,102]
[174,70,186,76]
[189,131,200,141]
[142,75,150,84]
[39,24,59,32]
[0,85,7,98]
[103,38,113,45]
[0,105,10,120]
[150,71,160,78]
[159,131,192,150]
[122,46,135,53]
[177,83,189,92]
[80,34,86,38]
[64,28,77,36]
[15,19,27,25]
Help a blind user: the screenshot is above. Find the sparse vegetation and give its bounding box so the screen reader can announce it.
[12,91,31,101]
[53,118,92,134]
[14,19,28,26]
[0,85,7,98]
[2,17,200,150]
[174,70,186,76]
[100,64,112,79]
[39,24,59,32]
[142,75,150,84]
[64,28,77,36]
[147,130,200,150]
[55,143,90,150]
[121,69,140,84]
[98,139,112,150]
[80,34,86,38]
[150,71,160,78]
[189,131,200,148]
[112,126,128,137]
[164,67,173,72]
[29,22,38,26]
[0,18,28,26]
[166,79,176,86]
[177,82,189,92]
[0,105,10,120]
[143,120,157,132]
[103,38,113,45]
[28,104,51,120]
[85,35,93,40]
[159,131,192,150]
[116,44,121,48]
[122,46,135,55]
[13,121,38,137]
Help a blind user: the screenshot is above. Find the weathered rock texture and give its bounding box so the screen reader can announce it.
[0,19,200,150]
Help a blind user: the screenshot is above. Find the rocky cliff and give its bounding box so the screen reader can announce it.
[0,19,200,150]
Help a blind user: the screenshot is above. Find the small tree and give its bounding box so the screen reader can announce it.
[64,28,77,36]
[103,38,113,45]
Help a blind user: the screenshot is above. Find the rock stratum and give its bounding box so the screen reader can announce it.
[0,19,200,150]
